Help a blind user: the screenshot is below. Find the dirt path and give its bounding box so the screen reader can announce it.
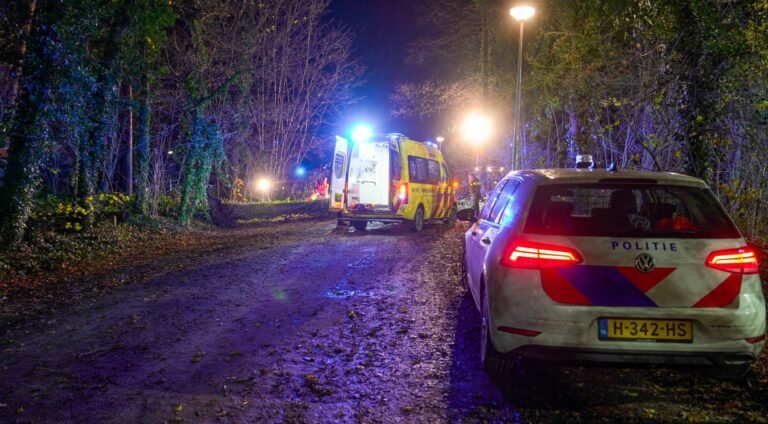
[1,219,766,423]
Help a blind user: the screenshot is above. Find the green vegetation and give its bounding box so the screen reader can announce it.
[396,0,768,243]
[0,0,359,249]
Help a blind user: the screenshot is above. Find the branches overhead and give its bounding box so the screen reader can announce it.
[396,0,768,239]
[0,0,362,240]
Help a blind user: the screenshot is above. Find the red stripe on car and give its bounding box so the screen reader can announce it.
[693,274,743,307]
[616,267,675,293]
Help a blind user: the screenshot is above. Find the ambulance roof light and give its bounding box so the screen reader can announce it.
[351,124,373,143]
[386,133,407,142]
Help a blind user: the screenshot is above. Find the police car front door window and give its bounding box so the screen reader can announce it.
[491,179,521,224]
[480,179,508,222]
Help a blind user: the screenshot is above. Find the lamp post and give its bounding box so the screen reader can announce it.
[510,5,535,170]
[436,136,445,151]
[461,112,493,169]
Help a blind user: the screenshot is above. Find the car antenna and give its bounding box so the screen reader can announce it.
[607,163,618,172]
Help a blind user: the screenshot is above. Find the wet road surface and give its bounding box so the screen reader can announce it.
[1,219,766,422]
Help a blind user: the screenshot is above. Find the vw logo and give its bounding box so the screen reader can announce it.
[635,253,656,273]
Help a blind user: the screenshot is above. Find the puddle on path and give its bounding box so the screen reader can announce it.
[323,281,397,299]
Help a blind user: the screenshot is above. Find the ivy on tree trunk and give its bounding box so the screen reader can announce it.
[135,73,151,214]
[0,0,59,248]
[177,106,224,224]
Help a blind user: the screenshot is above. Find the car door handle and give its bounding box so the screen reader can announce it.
[481,237,491,245]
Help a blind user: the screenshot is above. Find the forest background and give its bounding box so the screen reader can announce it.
[0,0,767,259]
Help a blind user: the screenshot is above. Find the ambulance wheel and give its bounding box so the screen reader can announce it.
[481,282,514,376]
[445,204,457,225]
[352,220,368,231]
[410,206,424,232]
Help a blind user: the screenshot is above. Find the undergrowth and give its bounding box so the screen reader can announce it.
[0,216,210,287]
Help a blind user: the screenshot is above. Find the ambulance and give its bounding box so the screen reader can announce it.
[329,133,457,231]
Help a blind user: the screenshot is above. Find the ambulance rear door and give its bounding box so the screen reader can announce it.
[347,140,391,211]
[330,136,348,212]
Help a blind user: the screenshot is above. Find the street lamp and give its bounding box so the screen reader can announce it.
[255,177,272,201]
[436,136,445,151]
[510,5,535,170]
[461,112,493,168]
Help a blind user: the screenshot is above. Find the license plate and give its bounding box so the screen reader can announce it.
[598,318,693,342]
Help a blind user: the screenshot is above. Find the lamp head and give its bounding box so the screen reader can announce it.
[460,112,493,145]
[510,5,535,21]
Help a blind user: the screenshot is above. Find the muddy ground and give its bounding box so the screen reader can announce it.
[1,219,766,423]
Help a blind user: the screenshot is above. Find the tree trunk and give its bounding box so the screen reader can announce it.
[126,84,134,195]
[566,109,578,167]
[177,108,204,223]
[0,0,55,248]
[135,73,151,213]
[4,0,38,150]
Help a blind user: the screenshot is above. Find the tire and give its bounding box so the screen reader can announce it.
[459,246,470,294]
[410,206,424,232]
[445,204,457,225]
[480,282,514,375]
[352,220,368,231]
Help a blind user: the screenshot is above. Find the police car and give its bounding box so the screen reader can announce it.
[457,168,766,378]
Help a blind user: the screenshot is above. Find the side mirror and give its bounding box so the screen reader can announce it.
[456,208,477,223]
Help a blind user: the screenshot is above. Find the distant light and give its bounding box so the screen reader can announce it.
[351,124,373,143]
[487,166,493,172]
[461,112,493,145]
[436,136,445,143]
[474,166,480,172]
[510,5,535,21]
[256,178,271,192]
[295,167,306,177]
[167,150,174,155]
[499,167,505,172]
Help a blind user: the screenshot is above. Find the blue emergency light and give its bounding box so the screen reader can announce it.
[350,124,373,143]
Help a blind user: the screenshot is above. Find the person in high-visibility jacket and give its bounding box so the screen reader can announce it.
[469,173,481,218]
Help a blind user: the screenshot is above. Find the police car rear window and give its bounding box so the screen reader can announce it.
[523,184,740,238]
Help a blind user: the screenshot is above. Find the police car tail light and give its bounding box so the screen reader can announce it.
[398,183,408,203]
[705,246,759,274]
[501,241,583,269]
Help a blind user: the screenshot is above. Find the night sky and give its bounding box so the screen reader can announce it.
[329,0,434,141]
